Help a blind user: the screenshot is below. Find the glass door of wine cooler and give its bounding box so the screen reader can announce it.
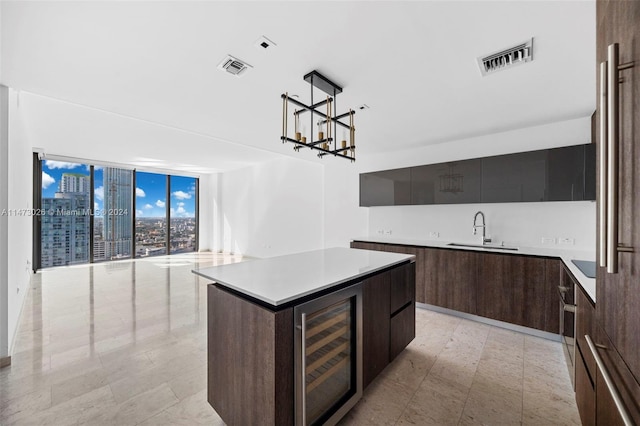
[294,283,362,426]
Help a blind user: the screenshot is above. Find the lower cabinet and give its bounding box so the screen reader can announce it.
[575,346,596,426]
[423,248,477,314]
[362,261,416,389]
[352,241,559,333]
[476,253,553,331]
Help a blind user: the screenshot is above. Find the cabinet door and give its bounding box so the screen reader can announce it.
[477,253,546,329]
[575,347,596,426]
[389,261,415,315]
[389,302,415,361]
[423,248,477,314]
[362,271,390,389]
[595,0,640,386]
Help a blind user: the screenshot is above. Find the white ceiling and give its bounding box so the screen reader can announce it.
[0,1,596,172]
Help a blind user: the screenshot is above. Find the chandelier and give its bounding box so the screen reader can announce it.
[281,71,356,161]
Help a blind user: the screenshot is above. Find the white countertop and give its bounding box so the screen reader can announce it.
[352,236,596,303]
[193,247,415,307]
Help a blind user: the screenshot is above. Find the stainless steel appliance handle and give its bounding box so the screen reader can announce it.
[300,312,307,426]
[585,335,633,426]
[599,60,608,268]
[606,43,619,274]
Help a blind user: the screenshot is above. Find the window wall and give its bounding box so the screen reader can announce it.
[135,171,167,258]
[40,160,91,267]
[35,156,199,270]
[169,176,197,254]
[93,167,133,262]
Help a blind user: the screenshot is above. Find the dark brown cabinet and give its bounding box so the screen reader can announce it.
[362,261,416,389]
[423,248,477,314]
[594,0,640,423]
[362,270,390,388]
[575,284,597,426]
[352,241,559,333]
[476,253,547,330]
[576,347,596,426]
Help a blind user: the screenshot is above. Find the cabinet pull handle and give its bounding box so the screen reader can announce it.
[585,335,633,426]
[598,60,608,268]
[563,304,576,313]
[300,312,307,426]
[606,44,619,274]
[617,245,634,253]
[605,44,635,274]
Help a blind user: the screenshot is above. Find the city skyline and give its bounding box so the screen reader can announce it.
[42,160,196,218]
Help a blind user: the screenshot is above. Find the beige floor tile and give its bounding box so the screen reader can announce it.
[0,386,52,425]
[167,363,207,400]
[340,376,416,426]
[137,389,223,426]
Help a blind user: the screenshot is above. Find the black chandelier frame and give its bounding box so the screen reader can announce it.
[281,70,356,161]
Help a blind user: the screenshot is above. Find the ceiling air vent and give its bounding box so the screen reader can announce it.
[477,38,533,76]
[217,55,253,77]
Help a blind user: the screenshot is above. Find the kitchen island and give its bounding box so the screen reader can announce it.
[194,247,415,426]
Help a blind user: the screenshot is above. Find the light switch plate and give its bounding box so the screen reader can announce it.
[541,237,556,245]
[429,231,440,238]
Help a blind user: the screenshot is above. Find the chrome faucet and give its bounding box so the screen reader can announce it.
[473,211,491,245]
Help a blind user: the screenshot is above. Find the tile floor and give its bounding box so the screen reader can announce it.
[0,252,581,425]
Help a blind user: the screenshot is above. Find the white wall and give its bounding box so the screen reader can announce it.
[5,89,32,353]
[361,117,596,251]
[0,86,9,360]
[216,157,325,258]
[323,162,368,249]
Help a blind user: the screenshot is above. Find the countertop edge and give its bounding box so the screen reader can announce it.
[193,250,415,308]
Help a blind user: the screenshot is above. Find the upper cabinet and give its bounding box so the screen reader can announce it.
[360,143,596,207]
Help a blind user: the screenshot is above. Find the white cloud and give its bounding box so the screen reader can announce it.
[94,202,99,211]
[42,172,55,189]
[176,206,186,215]
[172,190,191,200]
[169,208,175,215]
[95,186,104,201]
[177,202,185,207]
[155,200,165,208]
[44,160,80,170]
[136,187,146,198]
[136,210,144,216]
[143,203,153,209]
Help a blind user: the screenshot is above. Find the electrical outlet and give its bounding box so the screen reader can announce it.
[385,230,392,235]
[429,231,440,239]
[377,229,384,235]
[558,237,575,245]
[541,237,556,245]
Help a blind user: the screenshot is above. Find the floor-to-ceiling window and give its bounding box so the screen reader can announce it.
[93,167,133,262]
[40,160,92,267]
[34,155,199,270]
[169,175,197,254]
[134,171,167,258]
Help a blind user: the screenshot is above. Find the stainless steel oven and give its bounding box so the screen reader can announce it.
[294,283,363,426]
[559,269,576,388]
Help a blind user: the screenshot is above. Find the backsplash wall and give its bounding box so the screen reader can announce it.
[368,201,595,251]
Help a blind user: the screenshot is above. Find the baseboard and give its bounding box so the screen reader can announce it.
[0,356,11,368]
[416,302,561,342]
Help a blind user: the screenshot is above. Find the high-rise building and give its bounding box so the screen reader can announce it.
[40,173,91,267]
[102,168,132,259]
[59,173,90,194]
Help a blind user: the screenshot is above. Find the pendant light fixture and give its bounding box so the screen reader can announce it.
[281,71,356,161]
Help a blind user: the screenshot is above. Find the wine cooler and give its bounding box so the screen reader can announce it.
[294,283,363,426]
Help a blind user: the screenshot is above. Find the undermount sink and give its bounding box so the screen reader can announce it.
[447,242,519,251]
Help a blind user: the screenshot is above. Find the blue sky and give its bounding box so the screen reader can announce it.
[42,160,196,218]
